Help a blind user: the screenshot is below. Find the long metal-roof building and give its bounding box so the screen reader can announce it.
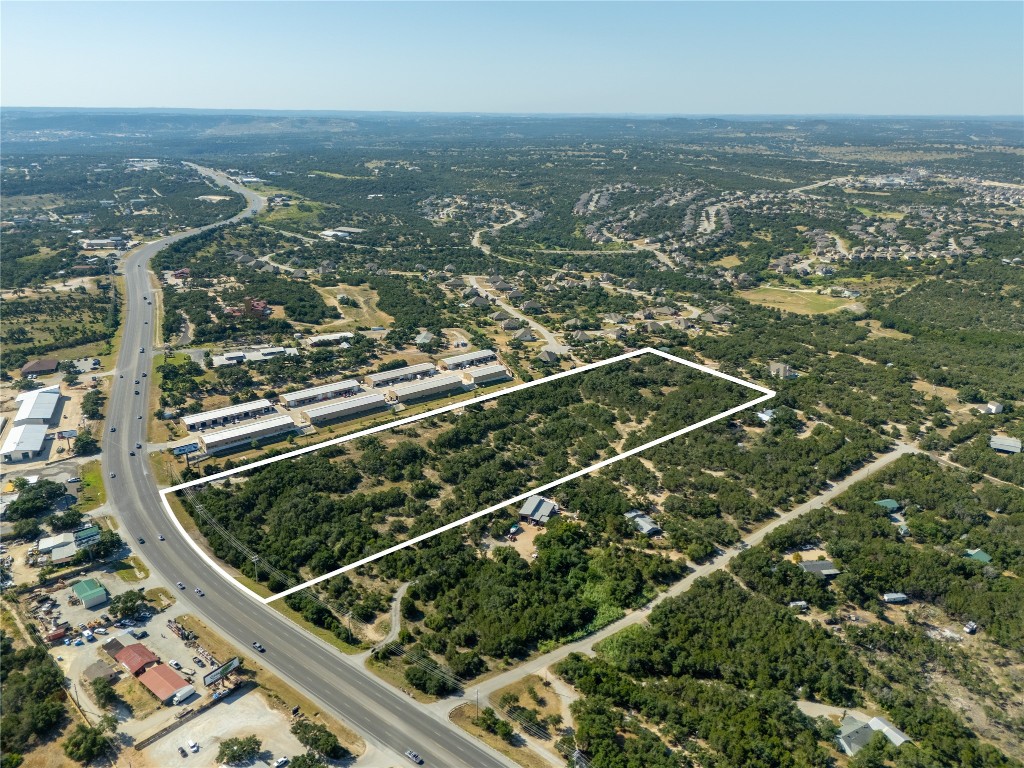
[301,392,389,425]
[279,380,362,409]
[14,386,61,425]
[387,373,464,403]
[181,399,276,431]
[365,362,436,388]
[198,414,297,453]
[461,364,512,386]
[1,424,47,462]
[439,349,497,370]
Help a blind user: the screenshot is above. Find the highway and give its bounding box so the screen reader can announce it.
[100,165,513,768]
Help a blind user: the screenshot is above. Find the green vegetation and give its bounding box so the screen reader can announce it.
[0,633,68,759]
[217,734,262,765]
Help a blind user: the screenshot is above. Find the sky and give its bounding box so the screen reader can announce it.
[2,1,1021,116]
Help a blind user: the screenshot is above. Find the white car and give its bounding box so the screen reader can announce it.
[187,739,199,753]
[176,581,185,590]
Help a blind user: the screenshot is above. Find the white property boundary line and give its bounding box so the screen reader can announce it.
[159,347,774,605]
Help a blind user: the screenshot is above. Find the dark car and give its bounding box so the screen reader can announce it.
[137,536,145,545]
[178,746,187,758]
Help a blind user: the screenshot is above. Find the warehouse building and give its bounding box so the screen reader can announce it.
[279,379,362,409]
[138,664,190,704]
[990,435,1022,454]
[199,414,297,454]
[461,364,512,386]
[72,578,108,609]
[305,332,355,348]
[387,373,464,404]
[440,349,498,370]
[181,399,276,431]
[365,362,437,388]
[13,386,61,425]
[1,424,48,462]
[301,392,389,425]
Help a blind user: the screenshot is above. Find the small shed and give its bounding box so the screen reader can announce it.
[72,578,108,609]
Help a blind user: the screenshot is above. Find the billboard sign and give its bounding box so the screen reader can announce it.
[202,656,241,687]
[172,442,200,456]
[57,430,78,439]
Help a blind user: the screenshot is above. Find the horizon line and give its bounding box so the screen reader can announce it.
[2,105,1022,121]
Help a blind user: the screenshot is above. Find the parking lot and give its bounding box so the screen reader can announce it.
[138,686,307,768]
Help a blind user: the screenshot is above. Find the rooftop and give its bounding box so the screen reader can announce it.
[181,398,275,427]
[1,424,48,456]
[138,663,189,701]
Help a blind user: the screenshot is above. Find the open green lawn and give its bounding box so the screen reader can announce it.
[76,460,106,512]
[740,287,855,315]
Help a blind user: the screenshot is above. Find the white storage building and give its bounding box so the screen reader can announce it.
[198,414,297,454]
[14,386,61,425]
[181,399,276,431]
[461,364,511,386]
[387,374,464,403]
[440,349,498,370]
[1,424,48,462]
[365,362,436,388]
[279,380,362,409]
[301,392,389,425]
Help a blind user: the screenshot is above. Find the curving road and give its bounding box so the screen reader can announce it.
[101,165,512,768]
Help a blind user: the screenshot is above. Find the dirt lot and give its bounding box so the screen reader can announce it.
[135,686,308,768]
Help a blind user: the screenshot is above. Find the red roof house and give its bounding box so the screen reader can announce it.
[137,664,189,702]
[114,642,159,675]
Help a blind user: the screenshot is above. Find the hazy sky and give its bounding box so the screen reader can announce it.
[2,1,1021,115]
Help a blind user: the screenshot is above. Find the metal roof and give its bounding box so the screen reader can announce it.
[181,399,274,427]
[280,380,361,404]
[14,387,61,423]
[302,393,388,421]
[441,349,497,368]
[366,362,436,385]
[199,414,296,447]
[1,424,47,455]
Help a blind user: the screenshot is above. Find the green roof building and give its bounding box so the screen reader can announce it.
[72,578,108,609]
[964,549,992,564]
[874,499,900,512]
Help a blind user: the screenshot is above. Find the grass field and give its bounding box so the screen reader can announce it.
[76,460,106,511]
[113,555,150,582]
[854,206,906,220]
[713,255,743,268]
[740,287,854,314]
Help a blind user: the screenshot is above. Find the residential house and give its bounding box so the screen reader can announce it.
[519,496,558,526]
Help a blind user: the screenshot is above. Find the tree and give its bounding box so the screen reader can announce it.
[217,735,261,765]
[290,720,348,759]
[91,677,117,708]
[108,589,146,618]
[288,752,326,768]
[62,719,115,764]
[73,430,100,456]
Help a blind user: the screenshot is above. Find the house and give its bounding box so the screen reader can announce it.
[788,600,809,611]
[981,402,1004,414]
[500,319,521,331]
[82,661,119,685]
[964,548,992,564]
[519,496,558,526]
[537,351,560,365]
[836,714,911,756]
[71,578,107,609]
[989,435,1022,454]
[100,636,126,658]
[798,560,840,580]
[470,296,491,308]
[624,510,661,536]
[414,331,436,346]
[874,499,900,513]
[569,330,593,343]
[882,592,908,604]
[520,300,543,313]
[512,328,535,343]
[114,643,159,675]
[756,409,775,424]
[20,358,59,376]
[769,362,795,379]
[489,310,511,322]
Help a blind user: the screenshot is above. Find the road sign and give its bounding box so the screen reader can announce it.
[57,430,78,439]
[202,656,240,687]
[172,443,200,456]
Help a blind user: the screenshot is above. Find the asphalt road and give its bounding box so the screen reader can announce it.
[100,166,513,768]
